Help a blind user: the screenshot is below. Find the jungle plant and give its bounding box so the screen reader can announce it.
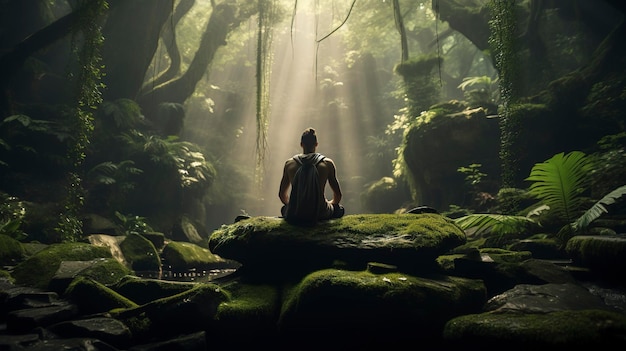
[455,151,626,246]
[84,160,143,213]
[457,76,500,107]
[114,211,153,236]
[0,192,27,241]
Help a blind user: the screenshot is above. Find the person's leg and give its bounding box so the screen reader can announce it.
[280,205,287,217]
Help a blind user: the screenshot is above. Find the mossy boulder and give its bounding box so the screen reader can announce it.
[208,213,466,279]
[443,308,626,348]
[119,233,161,272]
[64,276,138,314]
[0,234,25,266]
[10,242,112,289]
[111,283,229,342]
[565,235,626,276]
[277,268,486,348]
[111,275,198,305]
[209,282,281,349]
[161,241,233,271]
[47,257,132,294]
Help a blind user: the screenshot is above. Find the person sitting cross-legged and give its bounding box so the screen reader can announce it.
[278,127,345,225]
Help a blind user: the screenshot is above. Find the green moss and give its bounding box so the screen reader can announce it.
[211,213,465,249]
[444,309,626,345]
[0,234,25,265]
[76,257,132,285]
[479,248,532,263]
[111,283,229,339]
[11,242,112,289]
[119,233,161,272]
[565,235,626,270]
[280,268,486,329]
[161,241,224,270]
[0,269,15,283]
[65,276,138,314]
[216,283,278,322]
[21,242,48,257]
[112,275,198,305]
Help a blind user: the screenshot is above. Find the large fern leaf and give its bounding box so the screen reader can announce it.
[573,184,626,231]
[454,214,536,236]
[525,151,591,224]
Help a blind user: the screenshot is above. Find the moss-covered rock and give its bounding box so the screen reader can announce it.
[209,282,281,349]
[443,309,626,348]
[10,242,112,289]
[119,233,161,272]
[161,241,231,271]
[64,276,138,314]
[111,283,229,343]
[208,213,466,279]
[277,268,486,348]
[111,275,198,305]
[565,235,626,275]
[0,234,25,265]
[47,257,133,294]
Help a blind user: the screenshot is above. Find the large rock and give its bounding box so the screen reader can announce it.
[443,283,626,348]
[277,268,486,349]
[208,213,467,279]
[566,234,626,283]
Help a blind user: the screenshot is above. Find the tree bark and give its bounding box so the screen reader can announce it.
[100,0,173,101]
[137,2,254,119]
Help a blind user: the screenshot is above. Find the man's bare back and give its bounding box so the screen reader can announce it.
[278,127,344,222]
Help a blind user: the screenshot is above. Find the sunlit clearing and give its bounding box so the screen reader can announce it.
[184,2,391,228]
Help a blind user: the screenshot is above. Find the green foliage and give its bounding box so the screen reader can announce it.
[573,185,626,232]
[0,193,27,241]
[2,115,73,142]
[488,0,520,188]
[99,99,145,132]
[457,76,500,106]
[87,160,142,187]
[458,163,486,189]
[454,213,536,237]
[11,242,112,289]
[525,151,592,225]
[143,134,215,192]
[56,0,107,242]
[394,54,442,118]
[114,211,153,236]
[456,151,625,247]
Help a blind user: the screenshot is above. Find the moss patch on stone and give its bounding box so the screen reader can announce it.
[65,275,138,314]
[0,234,25,265]
[161,241,226,271]
[443,309,626,346]
[119,233,161,272]
[11,242,112,289]
[279,268,486,336]
[112,275,198,305]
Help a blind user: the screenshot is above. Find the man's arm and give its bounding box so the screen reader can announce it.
[326,159,342,205]
[278,162,291,205]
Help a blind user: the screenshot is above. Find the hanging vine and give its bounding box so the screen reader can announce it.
[255,0,277,190]
[56,0,107,242]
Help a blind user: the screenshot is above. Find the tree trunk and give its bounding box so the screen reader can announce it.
[100,0,173,101]
[137,2,252,119]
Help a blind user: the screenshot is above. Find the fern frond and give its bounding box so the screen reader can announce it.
[455,214,535,236]
[573,184,626,231]
[525,151,591,223]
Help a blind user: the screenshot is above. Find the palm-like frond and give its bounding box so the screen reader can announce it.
[454,214,536,236]
[525,151,591,224]
[573,184,626,231]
